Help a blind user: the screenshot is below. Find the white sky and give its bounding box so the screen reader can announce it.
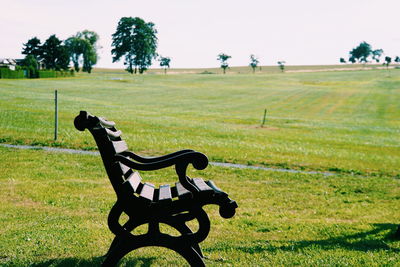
[2,0,400,68]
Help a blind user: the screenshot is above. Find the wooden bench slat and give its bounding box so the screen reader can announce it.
[158,184,172,202]
[139,182,155,202]
[112,140,128,154]
[175,182,191,199]
[124,171,142,192]
[105,128,122,138]
[192,178,213,192]
[98,117,115,127]
[206,180,228,196]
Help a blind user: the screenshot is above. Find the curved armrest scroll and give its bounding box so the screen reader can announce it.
[114,151,208,172]
[114,151,208,194]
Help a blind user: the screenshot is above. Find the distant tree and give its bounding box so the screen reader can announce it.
[112,17,158,74]
[78,30,99,73]
[277,61,286,72]
[349,41,374,64]
[78,30,100,48]
[158,56,171,74]
[249,54,259,73]
[349,56,356,64]
[340,57,346,64]
[65,30,99,73]
[21,55,39,78]
[22,37,42,60]
[65,37,86,72]
[383,56,392,69]
[41,35,69,70]
[372,49,384,63]
[394,56,400,64]
[56,46,71,71]
[217,53,231,74]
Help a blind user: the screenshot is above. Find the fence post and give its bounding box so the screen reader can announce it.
[261,109,267,127]
[54,90,58,140]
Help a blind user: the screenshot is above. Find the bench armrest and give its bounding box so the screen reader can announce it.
[114,151,208,194]
[120,149,194,163]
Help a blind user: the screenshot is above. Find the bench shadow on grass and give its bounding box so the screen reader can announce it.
[31,256,157,267]
[208,223,400,255]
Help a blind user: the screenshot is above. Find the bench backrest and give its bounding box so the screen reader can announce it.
[74,111,133,196]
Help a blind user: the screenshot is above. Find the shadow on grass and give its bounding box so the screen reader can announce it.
[31,255,157,267]
[207,223,400,254]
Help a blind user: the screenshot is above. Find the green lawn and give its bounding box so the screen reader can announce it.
[0,67,399,265]
[0,147,399,266]
[0,68,399,177]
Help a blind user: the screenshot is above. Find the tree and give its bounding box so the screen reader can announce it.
[277,61,286,72]
[383,56,392,69]
[217,53,231,74]
[372,49,384,63]
[340,57,346,64]
[158,56,171,74]
[394,56,400,64]
[348,41,380,64]
[65,36,86,72]
[111,17,158,74]
[22,37,42,60]
[249,54,259,73]
[21,55,39,78]
[65,30,99,73]
[82,44,97,73]
[41,35,69,70]
[349,56,356,64]
[78,30,99,73]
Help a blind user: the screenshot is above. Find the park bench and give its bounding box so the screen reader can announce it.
[74,111,238,266]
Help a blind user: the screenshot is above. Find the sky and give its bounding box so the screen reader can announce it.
[2,0,400,69]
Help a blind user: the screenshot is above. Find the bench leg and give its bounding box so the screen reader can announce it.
[174,222,204,258]
[174,246,206,267]
[102,235,206,267]
[395,225,400,239]
[102,236,135,267]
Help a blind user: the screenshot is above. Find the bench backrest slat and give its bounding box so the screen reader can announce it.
[112,140,129,154]
[105,128,122,139]
[117,162,131,179]
[124,171,142,193]
[98,117,115,128]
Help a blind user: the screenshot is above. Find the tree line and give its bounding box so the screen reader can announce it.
[21,17,400,77]
[340,41,400,68]
[21,30,99,78]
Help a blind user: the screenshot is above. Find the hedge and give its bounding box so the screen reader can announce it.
[38,70,75,78]
[38,70,57,78]
[0,68,25,79]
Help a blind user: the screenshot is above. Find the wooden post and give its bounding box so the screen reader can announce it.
[261,109,267,127]
[54,90,58,140]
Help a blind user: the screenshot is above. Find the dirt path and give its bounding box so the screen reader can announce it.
[1,143,335,176]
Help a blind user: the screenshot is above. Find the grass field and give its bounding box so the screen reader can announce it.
[0,66,399,266]
[0,67,399,177]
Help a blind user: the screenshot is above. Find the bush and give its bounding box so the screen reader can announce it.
[38,70,57,78]
[56,70,74,77]
[199,70,215,74]
[38,70,75,78]
[0,68,25,79]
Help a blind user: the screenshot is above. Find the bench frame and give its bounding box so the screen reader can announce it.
[74,111,237,266]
